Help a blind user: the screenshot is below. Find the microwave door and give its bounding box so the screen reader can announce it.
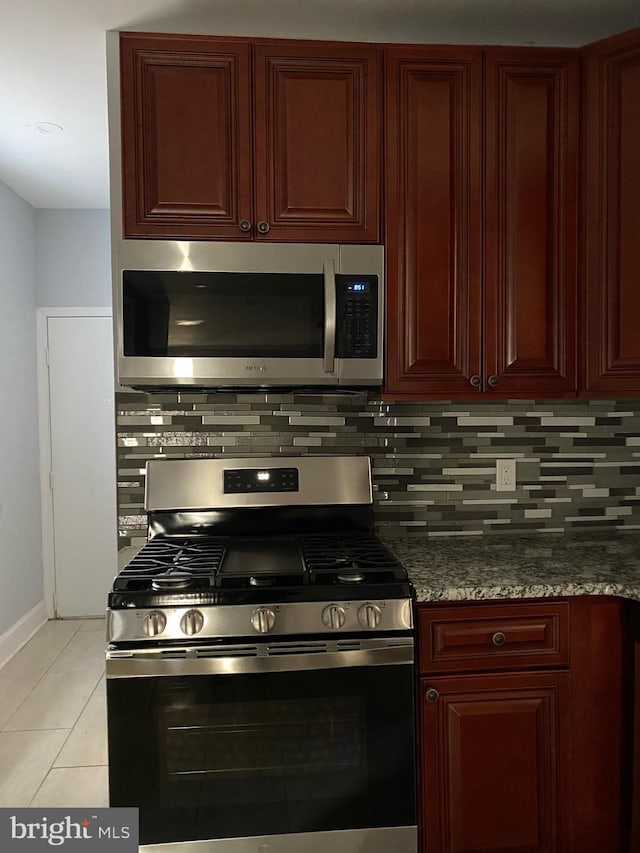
[119,268,338,387]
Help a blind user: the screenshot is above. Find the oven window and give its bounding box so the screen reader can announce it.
[122,271,324,359]
[163,696,362,780]
[108,665,415,845]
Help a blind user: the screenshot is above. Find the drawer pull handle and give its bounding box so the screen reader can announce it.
[492,631,506,646]
[425,688,439,703]
[239,219,252,232]
[469,375,482,387]
[257,221,270,234]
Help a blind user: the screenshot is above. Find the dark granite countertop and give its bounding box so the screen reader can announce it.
[382,532,640,604]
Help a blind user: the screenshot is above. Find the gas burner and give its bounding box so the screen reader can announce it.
[151,571,194,590]
[336,571,365,584]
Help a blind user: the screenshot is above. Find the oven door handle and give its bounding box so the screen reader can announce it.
[106,639,413,679]
[323,258,337,374]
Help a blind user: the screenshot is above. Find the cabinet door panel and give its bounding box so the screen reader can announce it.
[583,32,640,393]
[385,48,483,397]
[254,44,380,242]
[484,50,578,396]
[421,672,571,853]
[120,34,252,240]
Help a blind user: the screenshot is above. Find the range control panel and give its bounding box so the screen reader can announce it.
[223,467,300,494]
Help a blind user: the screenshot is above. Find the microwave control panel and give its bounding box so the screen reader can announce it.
[336,275,378,359]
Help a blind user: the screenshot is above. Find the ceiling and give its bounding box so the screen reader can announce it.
[2,0,639,210]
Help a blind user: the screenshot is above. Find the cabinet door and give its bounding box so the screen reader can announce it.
[420,671,571,853]
[253,42,381,242]
[384,48,483,397]
[120,33,253,240]
[484,49,579,397]
[582,30,640,394]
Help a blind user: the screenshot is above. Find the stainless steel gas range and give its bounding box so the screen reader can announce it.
[106,456,417,853]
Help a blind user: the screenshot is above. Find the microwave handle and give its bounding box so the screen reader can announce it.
[323,259,337,373]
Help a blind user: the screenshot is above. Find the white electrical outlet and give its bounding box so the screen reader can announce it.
[496,458,517,491]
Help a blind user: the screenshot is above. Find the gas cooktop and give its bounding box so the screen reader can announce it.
[110,532,408,607]
[107,456,414,644]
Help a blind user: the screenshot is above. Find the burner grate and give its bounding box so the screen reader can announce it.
[120,537,227,577]
[301,534,403,578]
[112,531,408,602]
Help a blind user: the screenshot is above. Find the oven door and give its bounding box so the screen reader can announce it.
[106,638,416,852]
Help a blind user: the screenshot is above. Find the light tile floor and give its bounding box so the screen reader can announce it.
[0,618,108,807]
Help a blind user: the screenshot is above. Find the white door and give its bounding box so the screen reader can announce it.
[47,315,117,617]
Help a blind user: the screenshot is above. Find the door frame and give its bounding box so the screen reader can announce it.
[36,307,113,618]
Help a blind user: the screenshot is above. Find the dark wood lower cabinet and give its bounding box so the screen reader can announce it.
[420,671,571,853]
[568,596,630,853]
[417,597,632,853]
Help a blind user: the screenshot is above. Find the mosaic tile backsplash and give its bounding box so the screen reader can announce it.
[116,392,640,546]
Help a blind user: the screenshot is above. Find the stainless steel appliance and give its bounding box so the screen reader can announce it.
[113,240,384,389]
[106,456,416,853]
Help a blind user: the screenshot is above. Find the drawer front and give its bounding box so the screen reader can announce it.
[418,601,569,674]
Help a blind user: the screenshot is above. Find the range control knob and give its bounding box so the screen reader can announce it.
[322,604,347,630]
[143,610,167,637]
[358,603,382,629]
[251,607,276,634]
[180,609,205,636]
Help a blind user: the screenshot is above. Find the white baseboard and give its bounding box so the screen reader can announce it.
[0,601,48,671]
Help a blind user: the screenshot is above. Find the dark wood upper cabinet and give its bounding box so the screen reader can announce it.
[582,28,640,395]
[118,33,380,242]
[253,43,380,242]
[484,49,579,397]
[120,34,253,240]
[385,47,579,399]
[384,47,483,396]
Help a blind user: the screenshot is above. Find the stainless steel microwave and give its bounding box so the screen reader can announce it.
[113,241,384,389]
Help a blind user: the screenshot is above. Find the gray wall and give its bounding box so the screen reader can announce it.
[0,181,44,635]
[35,209,111,307]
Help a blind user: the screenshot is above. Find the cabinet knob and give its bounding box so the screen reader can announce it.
[488,374,500,386]
[425,688,439,703]
[469,375,482,387]
[257,221,270,234]
[492,631,506,646]
[239,219,252,232]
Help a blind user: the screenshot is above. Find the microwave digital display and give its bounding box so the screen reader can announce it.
[347,282,369,293]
